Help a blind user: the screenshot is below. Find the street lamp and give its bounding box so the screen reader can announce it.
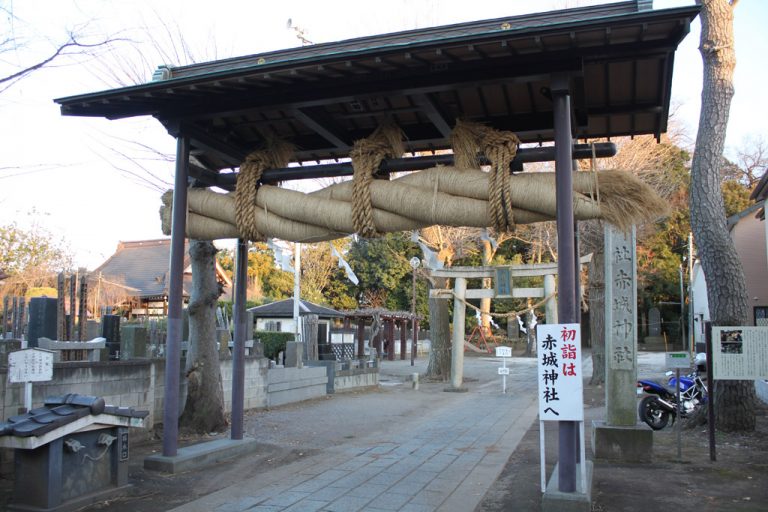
[409,256,420,366]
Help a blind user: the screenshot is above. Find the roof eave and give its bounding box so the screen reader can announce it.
[54,4,700,119]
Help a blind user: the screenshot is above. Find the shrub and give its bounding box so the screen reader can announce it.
[255,330,294,360]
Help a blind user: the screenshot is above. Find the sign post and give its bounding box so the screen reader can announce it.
[666,351,690,460]
[8,348,54,412]
[495,346,512,393]
[536,323,584,492]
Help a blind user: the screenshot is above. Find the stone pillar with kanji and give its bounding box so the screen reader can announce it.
[604,225,638,425]
[593,224,652,462]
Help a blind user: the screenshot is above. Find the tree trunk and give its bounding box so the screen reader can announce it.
[690,0,756,431]
[426,276,451,380]
[180,240,228,434]
[589,248,606,385]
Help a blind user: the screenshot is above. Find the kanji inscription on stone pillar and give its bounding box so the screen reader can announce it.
[605,225,637,371]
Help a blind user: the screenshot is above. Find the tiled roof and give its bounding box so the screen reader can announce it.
[248,299,344,318]
[0,394,148,439]
[92,239,190,299]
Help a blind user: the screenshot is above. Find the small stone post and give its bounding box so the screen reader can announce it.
[544,274,558,324]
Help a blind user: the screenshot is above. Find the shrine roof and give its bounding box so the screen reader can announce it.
[55,1,699,180]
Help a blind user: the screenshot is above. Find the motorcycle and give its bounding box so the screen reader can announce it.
[636,369,708,430]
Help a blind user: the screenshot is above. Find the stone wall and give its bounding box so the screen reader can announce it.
[334,367,379,393]
[0,356,270,428]
[266,366,328,407]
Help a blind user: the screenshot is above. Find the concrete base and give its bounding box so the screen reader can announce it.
[144,438,259,473]
[541,461,593,512]
[443,386,468,393]
[592,420,653,462]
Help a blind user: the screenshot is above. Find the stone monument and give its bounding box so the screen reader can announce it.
[593,225,652,461]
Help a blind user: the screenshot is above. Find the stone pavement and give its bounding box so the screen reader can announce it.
[169,357,539,512]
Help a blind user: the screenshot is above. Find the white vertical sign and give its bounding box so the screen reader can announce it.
[536,323,583,421]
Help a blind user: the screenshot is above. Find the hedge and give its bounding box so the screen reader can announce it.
[255,330,294,360]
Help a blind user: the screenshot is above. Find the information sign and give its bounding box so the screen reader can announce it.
[498,367,510,375]
[536,323,583,421]
[495,346,512,358]
[8,349,54,383]
[712,326,768,379]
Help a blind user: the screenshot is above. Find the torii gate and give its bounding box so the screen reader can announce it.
[429,256,591,390]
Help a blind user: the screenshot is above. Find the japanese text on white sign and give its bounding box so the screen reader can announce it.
[712,326,768,379]
[536,323,583,421]
[8,349,54,383]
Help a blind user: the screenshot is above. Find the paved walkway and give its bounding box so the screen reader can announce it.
[170,358,539,512]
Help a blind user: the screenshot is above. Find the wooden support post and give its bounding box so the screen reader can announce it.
[356,319,366,358]
[400,320,407,360]
[553,72,578,493]
[386,319,395,361]
[450,277,467,390]
[162,135,190,458]
[231,239,248,441]
[1,296,8,339]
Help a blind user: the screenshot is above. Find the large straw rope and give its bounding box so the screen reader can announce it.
[350,123,405,238]
[451,120,520,233]
[164,122,669,242]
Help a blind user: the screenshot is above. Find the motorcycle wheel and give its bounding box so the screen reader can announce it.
[638,396,670,430]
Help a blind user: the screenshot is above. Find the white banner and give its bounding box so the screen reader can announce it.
[536,323,584,421]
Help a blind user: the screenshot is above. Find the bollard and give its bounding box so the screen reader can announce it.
[412,372,419,390]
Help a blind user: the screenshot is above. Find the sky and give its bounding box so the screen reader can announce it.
[2,0,767,270]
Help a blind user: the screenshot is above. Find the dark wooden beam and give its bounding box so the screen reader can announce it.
[291,107,352,149]
[211,142,616,187]
[411,93,455,138]
[180,123,249,164]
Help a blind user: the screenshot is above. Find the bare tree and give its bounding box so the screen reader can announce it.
[301,243,336,304]
[0,3,121,93]
[689,0,756,431]
[734,136,768,188]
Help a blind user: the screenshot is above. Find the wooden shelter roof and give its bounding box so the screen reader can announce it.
[248,298,344,318]
[345,308,419,321]
[55,1,698,187]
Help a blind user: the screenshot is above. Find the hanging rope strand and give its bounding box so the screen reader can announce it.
[350,123,405,238]
[234,139,294,241]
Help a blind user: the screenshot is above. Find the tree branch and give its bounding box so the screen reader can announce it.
[0,33,125,92]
